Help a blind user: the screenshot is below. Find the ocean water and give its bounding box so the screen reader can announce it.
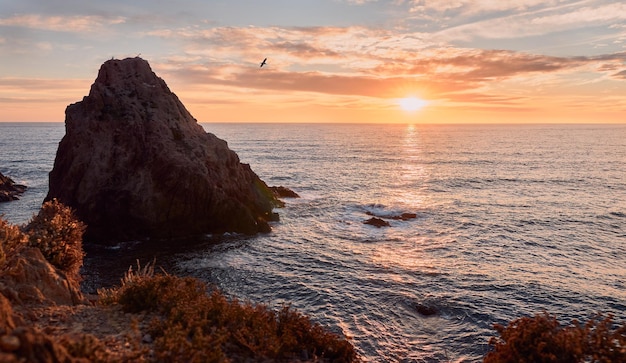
[1,122,625,362]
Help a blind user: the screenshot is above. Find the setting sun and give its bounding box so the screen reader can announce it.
[398,97,427,112]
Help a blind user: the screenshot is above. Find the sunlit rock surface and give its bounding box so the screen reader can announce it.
[46,57,279,243]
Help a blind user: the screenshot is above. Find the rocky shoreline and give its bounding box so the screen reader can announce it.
[0,201,357,362]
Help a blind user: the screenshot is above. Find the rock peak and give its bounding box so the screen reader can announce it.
[47,57,279,243]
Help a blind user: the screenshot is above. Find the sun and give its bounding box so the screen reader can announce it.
[398,97,427,112]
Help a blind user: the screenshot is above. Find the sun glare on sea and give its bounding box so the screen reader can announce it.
[398,97,427,112]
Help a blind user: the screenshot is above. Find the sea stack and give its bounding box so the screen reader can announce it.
[46,57,279,243]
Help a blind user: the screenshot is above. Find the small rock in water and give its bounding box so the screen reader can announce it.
[363,217,390,228]
[0,172,27,203]
[270,186,300,198]
[391,212,417,220]
[365,211,417,221]
[415,304,437,316]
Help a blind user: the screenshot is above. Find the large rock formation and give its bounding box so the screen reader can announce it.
[46,57,279,243]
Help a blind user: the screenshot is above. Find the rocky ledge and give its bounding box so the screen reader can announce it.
[0,172,26,203]
[46,57,280,243]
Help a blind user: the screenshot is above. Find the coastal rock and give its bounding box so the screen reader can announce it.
[0,248,83,306]
[366,211,417,221]
[391,212,417,221]
[45,57,280,243]
[270,186,300,199]
[415,303,437,316]
[0,173,26,203]
[363,217,390,228]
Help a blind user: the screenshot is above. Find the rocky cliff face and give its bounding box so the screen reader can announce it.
[46,57,278,243]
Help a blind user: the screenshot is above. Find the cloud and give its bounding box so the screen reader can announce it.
[0,14,126,32]
[434,2,626,41]
[406,0,551,14]
[530,3,626,27]
[145,22,626,109]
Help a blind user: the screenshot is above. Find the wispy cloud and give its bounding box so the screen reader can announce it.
[434,1,626,41]
[0,14,126,33]
[406,0,552,14]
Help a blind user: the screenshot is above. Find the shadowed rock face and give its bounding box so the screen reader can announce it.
[0,172,26,202]
[46,57,279,243]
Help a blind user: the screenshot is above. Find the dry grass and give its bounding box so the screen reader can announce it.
[0,217,27,268]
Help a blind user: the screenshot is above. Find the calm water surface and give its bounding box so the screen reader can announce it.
[1,122,625,362]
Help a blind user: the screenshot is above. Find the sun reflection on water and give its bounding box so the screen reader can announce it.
[394,124,430,208]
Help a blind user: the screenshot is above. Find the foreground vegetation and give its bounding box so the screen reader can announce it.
[99,261,357,362]
[0,200,357,362]
[485,313,626,362]
[1,200,625,362]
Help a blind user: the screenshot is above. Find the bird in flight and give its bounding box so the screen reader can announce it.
[260,58,267,67]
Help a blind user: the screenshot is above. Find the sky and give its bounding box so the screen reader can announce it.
[1,0,625,123]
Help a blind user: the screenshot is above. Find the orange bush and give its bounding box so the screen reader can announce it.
[485,312,626,363]
[0,217,27,268]
[103,270,358,362]
[24,199,85,279]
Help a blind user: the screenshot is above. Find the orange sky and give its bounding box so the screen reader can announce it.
[1,1,626,123]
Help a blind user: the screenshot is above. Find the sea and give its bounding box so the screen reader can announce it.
[1,122,625,362]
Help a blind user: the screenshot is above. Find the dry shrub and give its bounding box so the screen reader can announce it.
[23,199,85,279]
[0,217,27,268]
[103,267,358,362]
[484,312,626,363]
[583,314,626,362]
[58,333,112,363]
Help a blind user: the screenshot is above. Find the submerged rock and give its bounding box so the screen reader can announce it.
[365,211,417,221]
[46,57,280,243]
[0,172,26,203]
[415,303,437,317]
[391,212,417,221]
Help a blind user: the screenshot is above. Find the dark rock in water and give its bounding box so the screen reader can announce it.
[415,304,437,316]
[45,57,280,243]
[363,217,390,228]
[363,211,417,227]
[364,211,417,223]
[391,212,417,221]
[0,172,26,202]
[270,186,300,198]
